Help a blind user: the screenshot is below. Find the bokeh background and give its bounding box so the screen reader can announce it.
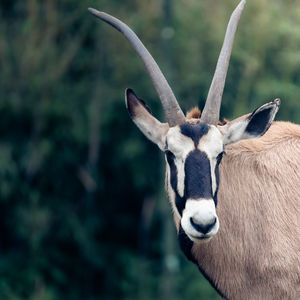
[0,0,300,299]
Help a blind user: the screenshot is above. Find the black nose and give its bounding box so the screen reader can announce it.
[190,217,217,234]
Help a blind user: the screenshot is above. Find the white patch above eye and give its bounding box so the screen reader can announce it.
[166,127,194,156]
[165,126,195,203]
[198,126,224,158]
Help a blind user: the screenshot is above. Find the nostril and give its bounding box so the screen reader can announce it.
[190,217,217,234]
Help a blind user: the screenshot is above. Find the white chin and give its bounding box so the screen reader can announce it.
[189,235,213,243]
[184,217,219,243]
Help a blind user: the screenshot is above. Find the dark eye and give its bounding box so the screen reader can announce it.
[165,150,175,163]
[216,151,225,164]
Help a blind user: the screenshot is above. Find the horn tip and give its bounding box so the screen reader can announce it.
[88,7,96,13]
[88,7,102,17]
[239,0,246,10]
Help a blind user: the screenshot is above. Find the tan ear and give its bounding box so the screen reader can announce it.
[125,89,169,150]
[218,98,280,145]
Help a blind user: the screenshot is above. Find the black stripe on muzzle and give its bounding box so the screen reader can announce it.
[184,149,212,200]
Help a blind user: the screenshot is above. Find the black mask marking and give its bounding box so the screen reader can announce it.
[180,122,209,147]
[166,149,215,214]
[178,225,197,264]
[166,124,223,213]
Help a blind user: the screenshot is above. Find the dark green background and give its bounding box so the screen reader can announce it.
[0,0,299,299]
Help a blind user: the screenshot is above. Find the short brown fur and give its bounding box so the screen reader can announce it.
[173,121,300,299]
[186,106,227,125]
[186,107,202,119]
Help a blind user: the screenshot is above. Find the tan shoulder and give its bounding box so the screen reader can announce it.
[256,121,300,144]
[227,121,300,154]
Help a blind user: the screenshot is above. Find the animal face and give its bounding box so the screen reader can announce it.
[126,89,280,242]
[89,1,280,242]
[165,123,223,241]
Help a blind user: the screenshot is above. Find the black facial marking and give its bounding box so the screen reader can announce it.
[180,122,209,147]
[213,151,224,206]
[246,106,273,136]
[177,225,197,264]
[184,150,212,200]
[216,151,224,165]
[166,150,185,216]
[214,164,220,206]
[168,135,225,298]
[166,150,177,190]
[166,123,223,215]
[175,194,185,217]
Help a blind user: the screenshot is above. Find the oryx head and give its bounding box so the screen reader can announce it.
[89,0,280,242]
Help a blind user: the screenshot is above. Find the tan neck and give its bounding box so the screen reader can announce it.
[185,122,300,299]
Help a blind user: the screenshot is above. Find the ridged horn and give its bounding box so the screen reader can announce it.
[88,8,186,127]
[201,0,246,125]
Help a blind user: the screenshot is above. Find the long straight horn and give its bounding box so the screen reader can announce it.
[201,0,246,125]
[88,8,186,127]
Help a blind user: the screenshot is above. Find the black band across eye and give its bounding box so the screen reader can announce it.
[216,151,225,164]
[165,150,175,163]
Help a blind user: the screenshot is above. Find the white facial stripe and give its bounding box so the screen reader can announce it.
[198,126,223,196]
[210,159,217,195]
[175,159,185,197]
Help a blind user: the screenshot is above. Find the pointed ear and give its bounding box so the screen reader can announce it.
[125,88,169,150]
[218,98,280,145]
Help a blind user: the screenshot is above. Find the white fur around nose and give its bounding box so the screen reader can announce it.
[181,199,219,238]
[186,199,216,224]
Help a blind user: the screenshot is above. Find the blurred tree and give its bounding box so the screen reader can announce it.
[0,0,299,299]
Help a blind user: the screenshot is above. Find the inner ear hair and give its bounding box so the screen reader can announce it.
[126,88,152,118]
[125,88,169,150]
[245,99,280,136]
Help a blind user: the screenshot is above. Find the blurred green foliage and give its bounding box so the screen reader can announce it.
[0,0,299,299]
